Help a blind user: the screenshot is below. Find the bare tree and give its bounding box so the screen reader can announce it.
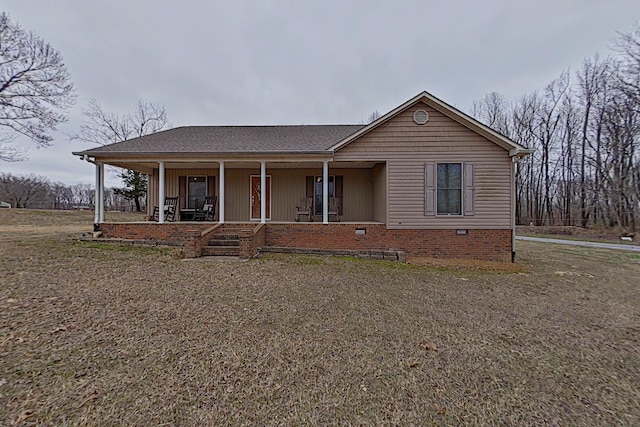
[77,99,170,211]
[614,24,640,104]
[0,173,50,208]
[79,99,169,146]
[0,13,75,161]
[362,110,381,124]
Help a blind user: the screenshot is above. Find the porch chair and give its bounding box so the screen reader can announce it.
[150,196,179,222]
[295,196,313,222]
[194,196,217,221]
[328,197,341,222]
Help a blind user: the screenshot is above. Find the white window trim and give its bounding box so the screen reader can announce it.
[435,162,463,217]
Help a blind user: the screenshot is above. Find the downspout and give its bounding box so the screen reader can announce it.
[509,148,534,262]
[511,157,517,263]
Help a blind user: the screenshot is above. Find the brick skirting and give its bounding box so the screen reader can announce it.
[96,222,513,262]
[266,224,512,262]
[98,222,215,242]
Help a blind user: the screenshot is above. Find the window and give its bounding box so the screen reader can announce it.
[305,175,344,216]
[314,176,334,215]
[424,162,474,216]
[188,176,206,209]
[437,163,462,215]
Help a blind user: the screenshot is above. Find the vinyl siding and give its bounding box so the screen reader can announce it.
[372,163,386,222]
[150,167,373,221]
[334,102,512,229]
[149,168,217,214]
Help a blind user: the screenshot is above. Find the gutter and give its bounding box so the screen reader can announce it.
[509,147,536,158]
[71,150,334,157]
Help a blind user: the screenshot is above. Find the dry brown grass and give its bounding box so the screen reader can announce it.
[1,210,639,425]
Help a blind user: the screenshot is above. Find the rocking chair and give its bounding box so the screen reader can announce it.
[328,197,341,222]
[150,196,179,222]
[295,196,313,222]
[194,196,217,221]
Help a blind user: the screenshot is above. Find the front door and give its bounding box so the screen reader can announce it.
[250,175,271,220]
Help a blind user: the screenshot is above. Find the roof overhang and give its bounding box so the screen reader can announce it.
[73,150,336,173]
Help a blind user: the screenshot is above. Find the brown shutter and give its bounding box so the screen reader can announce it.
[463,163,475,216]
[178,176,187,210]
[207,176,216,197]
[424,162,435,216]
[306,176,314,197]
[335,175,343,215]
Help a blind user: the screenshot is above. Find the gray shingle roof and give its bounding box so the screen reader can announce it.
[76,125,365,156]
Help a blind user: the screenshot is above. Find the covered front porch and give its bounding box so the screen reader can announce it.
[90,157,391,259]
[92,158,388,226]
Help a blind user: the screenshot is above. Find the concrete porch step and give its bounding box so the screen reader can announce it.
[208,238,240,246]
[212,233,239,240]
[201,246,240,257]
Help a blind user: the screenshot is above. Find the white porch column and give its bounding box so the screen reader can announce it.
[98,162,105,223]
[219,161,225,223]
[94,162,101,224]
[260,161,266,224]
[158,161,165,223]
[322,160,329,224]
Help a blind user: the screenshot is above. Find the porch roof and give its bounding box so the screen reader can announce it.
[74,125,365,157]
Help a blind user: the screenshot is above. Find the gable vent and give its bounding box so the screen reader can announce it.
[413,109,429,125]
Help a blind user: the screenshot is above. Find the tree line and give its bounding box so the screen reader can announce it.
[0,172,139,211]
[470,25,640,230]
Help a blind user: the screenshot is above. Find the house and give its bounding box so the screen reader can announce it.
[73,91,533,262]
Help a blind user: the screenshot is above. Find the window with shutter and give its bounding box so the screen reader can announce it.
[306,175,344,216]
[424,162,474,216]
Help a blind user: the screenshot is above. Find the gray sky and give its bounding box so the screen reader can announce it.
[1,0,639,186]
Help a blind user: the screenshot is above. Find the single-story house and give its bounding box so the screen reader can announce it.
[74,91,533,261]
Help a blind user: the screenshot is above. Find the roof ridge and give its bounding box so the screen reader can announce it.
[172,124,364,128]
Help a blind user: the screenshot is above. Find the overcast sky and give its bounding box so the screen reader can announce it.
[1,0,639,186]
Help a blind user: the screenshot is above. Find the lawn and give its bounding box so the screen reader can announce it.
[1,210,639,425]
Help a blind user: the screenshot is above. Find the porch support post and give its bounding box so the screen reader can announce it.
[159,161,165,223]
[94,162,101,224]
[260,161,266,224]
[219,161,225,223]
[98,162,104,223]
[322,160,329,224]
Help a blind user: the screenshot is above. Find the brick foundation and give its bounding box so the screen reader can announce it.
[98,223,215,245]
[266,224,512,262]
[96,222,513,262]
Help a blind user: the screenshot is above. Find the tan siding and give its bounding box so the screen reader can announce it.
[334,102,512,229]
[148,168,218,215]
[150,167,373,221]
[272,169,310,221]
[225,169,251,221]
[372,163,386,222]
[338,169,372,221]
